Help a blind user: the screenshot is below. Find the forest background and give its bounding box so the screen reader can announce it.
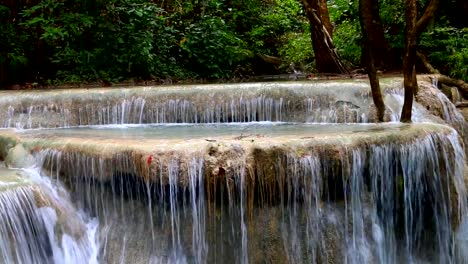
[0,0,467,87]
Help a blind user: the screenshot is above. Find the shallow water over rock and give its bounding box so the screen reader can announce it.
[0,80,448,128]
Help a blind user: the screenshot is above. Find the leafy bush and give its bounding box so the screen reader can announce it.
[278,32,314,72]
[0,0,319,83]
[248,0,306,56]
[421,26,468,80]
[0,5,28,81]
[21,0,187,82]
[333,20,362,66]
[379,0,405,53]
[181,16,252,78]
[328,0,359,23]
[22,0,94,82]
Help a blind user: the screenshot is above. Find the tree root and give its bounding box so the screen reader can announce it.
[417,51,468,99]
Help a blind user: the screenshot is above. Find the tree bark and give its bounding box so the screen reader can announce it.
[400,0,417,122]
[318,0,333,37]
[359,0,386,121]
[366,49,386,122]
[359,0,393,69]
[416,51,439,74]
[301,0,348,74]
[401,0,439,123]
[456,0,468,22]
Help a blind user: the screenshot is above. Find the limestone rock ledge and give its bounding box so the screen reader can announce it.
[0,123,465,221]
[0,123,458,185]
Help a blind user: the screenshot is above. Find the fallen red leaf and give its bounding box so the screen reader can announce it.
[147,155,153,165]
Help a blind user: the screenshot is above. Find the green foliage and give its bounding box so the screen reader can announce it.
[421,26,468,80]
[20,0,185,82]
[379,0,405,52]
[328,0,361,67]
[278,32,314,71]
[379,0,405,27]
[248,0,305,54]
[181,16,252,78]
[327,0,468,79]
[328,0,359,24]
[333,20,362,66]
[0,5,28,67]
[2,0,465,84]
[1,0,312,83]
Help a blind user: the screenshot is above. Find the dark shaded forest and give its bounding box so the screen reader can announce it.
[0,0,467,87]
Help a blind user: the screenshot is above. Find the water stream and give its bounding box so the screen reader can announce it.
[0,81,447,128]
[0,167,99,263]
[0,79,466,263]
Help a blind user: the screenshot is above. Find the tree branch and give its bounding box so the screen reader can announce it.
[414,0,439,36]
[416,51,439,74]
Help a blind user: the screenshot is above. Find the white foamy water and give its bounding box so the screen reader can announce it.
[0,167,99,264]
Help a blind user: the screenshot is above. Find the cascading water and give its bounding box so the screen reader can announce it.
[0,167,99,264]
[0,185,52,264]
[0,78,466,264]
[3,123,458,264]
[0,79,459,128]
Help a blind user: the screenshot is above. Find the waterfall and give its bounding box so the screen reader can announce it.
[1,80,462,128]
[0,168,98,264]
[28,125,466,263]
[271,130,466,264]
[0,79,466,263]
[36,150,209,263]
[432,76,439,88]
[0,186,52,263]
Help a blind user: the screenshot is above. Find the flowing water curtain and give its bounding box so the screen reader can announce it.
[0,171,99,264]
[0,186,52,263]
[38,149,210,262]
[250,130,467,263]
[31,126,468,263]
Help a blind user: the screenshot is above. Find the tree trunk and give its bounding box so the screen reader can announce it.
[318,0,333,37]
[401,0,439,123]
[301,0,348,74]
[456,0,468,24]
[359,0,386,122]
[359,0,394,69]
[416,51,439,74]
[401,52,417,122]
[367,49,386,122]
[401,0,417,122]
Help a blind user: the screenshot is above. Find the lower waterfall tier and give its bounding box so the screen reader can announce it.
[0,167,98,264]
[0,123,466,263]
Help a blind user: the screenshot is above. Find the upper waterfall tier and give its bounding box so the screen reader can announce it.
[0,79,450,128]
